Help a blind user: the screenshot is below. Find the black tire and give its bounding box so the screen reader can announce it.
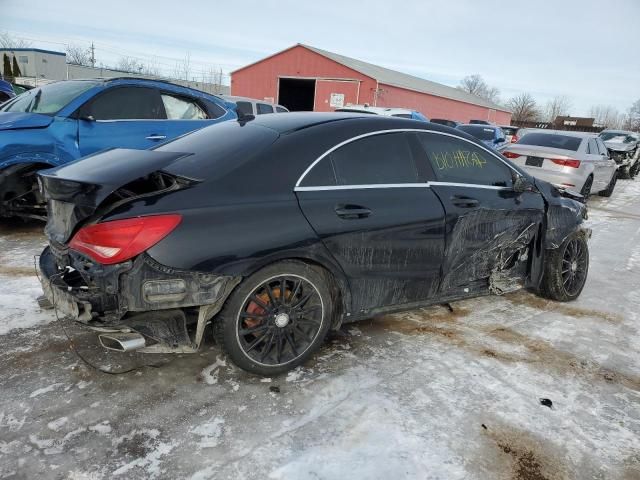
[580,175,593,199]
[599,170,617,197]
[631,161,640,178]
[619,166,631,179]
[212,260,334,375]
[540,232,589,302]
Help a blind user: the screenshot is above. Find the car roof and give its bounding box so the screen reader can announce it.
[459,124,500,129]
[221,94,282,106]
[246,111,454,134]
[336,105,415,115]
[600,129,633,134]
[519,129,596,138]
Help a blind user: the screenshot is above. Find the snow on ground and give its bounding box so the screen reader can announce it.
[1,181,640,479]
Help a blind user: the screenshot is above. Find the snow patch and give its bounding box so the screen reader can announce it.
[47,417,68,432]
[191,417,224,449]
[200,356,226,385]
[29,383,64,398]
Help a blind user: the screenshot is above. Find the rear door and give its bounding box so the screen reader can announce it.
[77,86,168,156]
[595,138,616,186]
[295,131,446,314]
[159,91,220,139]
[587,138,609,191]
[414,131,544,295]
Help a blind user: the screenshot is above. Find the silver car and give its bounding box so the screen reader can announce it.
[598,129,640,178]
[502,130,618,198]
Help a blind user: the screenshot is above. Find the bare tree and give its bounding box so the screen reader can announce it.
[590,105,623,128]
[0,32,32,49]
[507,93,540,122]
[66,44,92,66]
[115,56,145,73]
[543,95,572,123]
[623,99,640,132]
[458,74,501,103]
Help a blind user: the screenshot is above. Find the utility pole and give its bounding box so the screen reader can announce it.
[90,43,96,68]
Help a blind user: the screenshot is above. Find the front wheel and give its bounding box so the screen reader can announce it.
[599,170,617,197]
[213,261,334,375]
[580,175,593,199]
[540,232,589,302]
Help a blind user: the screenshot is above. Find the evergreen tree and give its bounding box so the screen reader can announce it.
[12,56,21,77]
[2,54,12,79]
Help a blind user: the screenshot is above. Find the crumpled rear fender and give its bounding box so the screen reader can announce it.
[0,152,66,171]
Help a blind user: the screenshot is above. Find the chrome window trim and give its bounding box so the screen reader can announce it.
[294,128,520,189]
[295,182,510,192]
[428,181,510,191]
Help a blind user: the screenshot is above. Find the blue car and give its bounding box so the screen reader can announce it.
[456,124,508,152]
[0,79,16,104]
[0,78,236,219]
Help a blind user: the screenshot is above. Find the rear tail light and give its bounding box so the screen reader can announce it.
[503,151,520,158]
[550,158,581,168]
[69,214,182,265]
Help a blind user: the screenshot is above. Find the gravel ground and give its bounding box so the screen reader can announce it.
[0,180,639,480]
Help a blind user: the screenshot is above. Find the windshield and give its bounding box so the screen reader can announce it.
[458,125,495,141]
[599,131,633,143]
[517,133,582,151]
[1,80,98,115]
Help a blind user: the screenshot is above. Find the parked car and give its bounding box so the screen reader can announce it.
[598,129,639,178]
[0,78,236,220]
[336,104,429,121]
[500,125,520,143]
[221,95,289,117]
[502,130,618,198]
[0,79,15,104]
[430,118,460,128]
[469,119,492,125]
[457,124,508,151]
[38,113,590,375]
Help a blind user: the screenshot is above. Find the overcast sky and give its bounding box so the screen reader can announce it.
[4,0,639,116]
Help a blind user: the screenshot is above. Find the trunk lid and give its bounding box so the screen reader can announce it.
[39,148,192,243]
[0,111,54,131]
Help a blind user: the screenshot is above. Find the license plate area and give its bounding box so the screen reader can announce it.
[525,156,544,167]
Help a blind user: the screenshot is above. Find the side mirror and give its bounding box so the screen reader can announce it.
[513,175,535,193]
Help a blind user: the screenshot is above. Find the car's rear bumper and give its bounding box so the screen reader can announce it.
[520,167,586,191]
[38,246,241,324]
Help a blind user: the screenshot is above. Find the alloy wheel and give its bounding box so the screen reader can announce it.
[561,238,588,296]
[236,274,324,366]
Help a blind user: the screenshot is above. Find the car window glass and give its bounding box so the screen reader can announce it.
[161,94,208,120]
[328,133,418,185]
[588,139,598,155]
[85,87,165,120]
[300,158,336,187]
[517,133,581,151]
[417,133,512,187]
[275,106,287,113]
[257,103,274,114]
[392,113,412,119]
[2,80,98,115]
[202,100,226,119]
[235,101,254,116]
[596,139,608,155]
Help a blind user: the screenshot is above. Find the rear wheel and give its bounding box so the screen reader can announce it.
[599,170,617,197]
[213,261,334,375]
[540,232,589,302]
[579,175,593,199]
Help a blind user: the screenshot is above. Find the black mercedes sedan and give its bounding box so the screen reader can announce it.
[38,113,590,375]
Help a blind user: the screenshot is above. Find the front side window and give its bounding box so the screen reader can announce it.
[596,139,608,155]
[1,80,98,115]
[161,94,208,120]
[328,133,418,185]
[417,133,512,187]
[257,103,274,114]
[84,87,165,120]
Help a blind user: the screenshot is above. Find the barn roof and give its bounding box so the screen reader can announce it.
[300,44,508,112]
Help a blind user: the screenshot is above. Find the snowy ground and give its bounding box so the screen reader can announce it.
[1,180,639,480]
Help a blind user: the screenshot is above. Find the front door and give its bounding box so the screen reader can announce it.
[77,86,168,156]
[413,131,545,295]
[295,131,446,314]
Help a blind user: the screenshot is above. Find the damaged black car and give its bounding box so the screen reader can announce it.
[38,113,590,375]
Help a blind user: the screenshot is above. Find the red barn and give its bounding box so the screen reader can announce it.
[231,44,511,124]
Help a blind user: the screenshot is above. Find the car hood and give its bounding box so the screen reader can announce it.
[0,111,54,131]
[603,139,635,152]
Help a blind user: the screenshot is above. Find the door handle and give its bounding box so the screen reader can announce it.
[334,204,372,219]
[450,195,479,208]
[146,134,167,141]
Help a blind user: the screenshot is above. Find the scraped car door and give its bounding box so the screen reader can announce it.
[414,131,545,295]
[295,131,446,314]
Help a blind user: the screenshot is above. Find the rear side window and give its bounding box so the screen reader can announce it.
[235,101,254,116]
[84,87,165,120]
[417,133,512,187]
[160,94,208,120]
[202,100,226,119]
[257,103,274,114]
[596,139,608,155]
[327,133,418,185]
[392,113,412,119]
[275,106,288,113]
[587,139,598,155]
[517,133,582,151]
